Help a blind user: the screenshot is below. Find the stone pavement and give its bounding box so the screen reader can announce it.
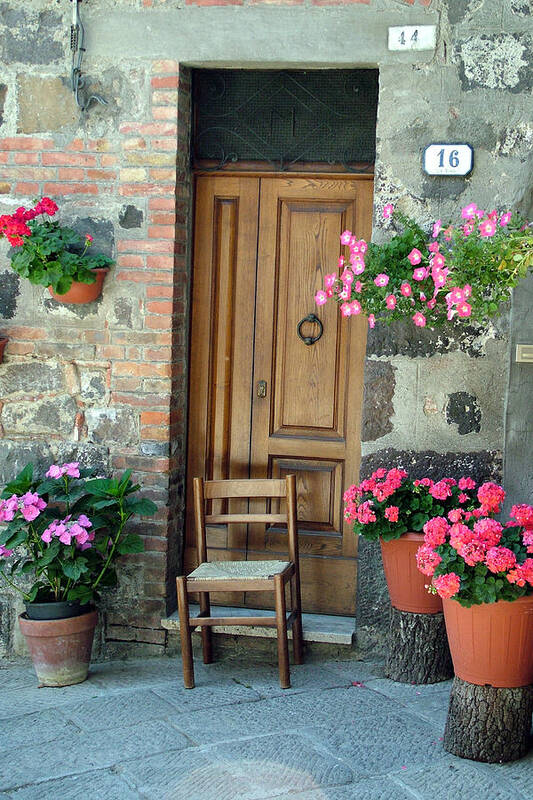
[1,654,533,799]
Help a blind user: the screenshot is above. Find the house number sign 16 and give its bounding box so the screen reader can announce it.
[423,144,474,176]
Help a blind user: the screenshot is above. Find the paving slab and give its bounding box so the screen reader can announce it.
[397,759,533,800]
[4,769,138,800]
[270,778,419,799]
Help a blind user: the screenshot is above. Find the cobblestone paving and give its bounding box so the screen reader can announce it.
[1,655,532,799]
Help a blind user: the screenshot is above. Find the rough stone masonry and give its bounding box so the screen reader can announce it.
[0,0,532,659]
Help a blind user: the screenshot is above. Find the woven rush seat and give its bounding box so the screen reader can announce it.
[188,560,289,581]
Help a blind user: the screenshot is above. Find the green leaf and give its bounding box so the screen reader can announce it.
[116,533,144,554]
[62,559,88,580]
[124,497,157,516]
[67,584,93,604]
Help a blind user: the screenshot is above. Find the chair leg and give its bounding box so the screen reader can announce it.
[199,591,213,664]
[176,576,195,689]
[290,574,304,665]
[274,574,290,689]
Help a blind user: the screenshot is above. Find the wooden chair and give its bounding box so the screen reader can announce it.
[176,474,304,689]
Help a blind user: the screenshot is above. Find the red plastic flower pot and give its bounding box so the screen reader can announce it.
[19,609,98,687]
[380,533,443,614]
[48,268,108,304]
[443,595,533,687]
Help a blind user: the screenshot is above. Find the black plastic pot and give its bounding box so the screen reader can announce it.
[25,601,91,621]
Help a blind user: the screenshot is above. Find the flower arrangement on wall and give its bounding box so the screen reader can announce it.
[315,202,533,328]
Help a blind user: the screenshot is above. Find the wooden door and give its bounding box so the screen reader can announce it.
[186,174,373,614]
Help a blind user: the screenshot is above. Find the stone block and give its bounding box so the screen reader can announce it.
[362,360,395,442]
[61,689,180,732]
[456,34,532,92]
[53,442,110,474]
[86,406,138,446]
[0,270,20,320]
[1,9,63,65]
[119,204,144,229]
[7,770,139,800]
[70,218,115,258]
[0,440,54,483]
[0,362,63,398]
[79,368,108,406]
[17,75,77,134]
[446,391,481,435]
[360,448,503,484]
[1,395,77,437]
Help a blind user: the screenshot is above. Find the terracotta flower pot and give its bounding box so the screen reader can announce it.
[380,533,443,614]
[0,337,7,363]
[48,268,108,304]
[19,609,98,687]
[443,595,533,687]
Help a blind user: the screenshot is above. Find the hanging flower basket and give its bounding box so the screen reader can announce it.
[48,267,109,305]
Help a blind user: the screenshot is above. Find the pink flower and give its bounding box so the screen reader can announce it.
[459,478,476,491]
[461,203,478,220]
[458,493,469,504]
[432,572,461,599]
[485,546,517,574]
[423,517,449,547]
[0,545,13,557]
[428,241,440,254]
[507,559,533,587]
[340,303,352,317]
[477,482,505,513]
[367,314,376,329]
[412,312,426,327]
[341,269,354,285]
[383,204,394,219]
[385,294,396,310]
[448,509,463,523]
[64,462,80,478]
[374,273,389,287]
[479,219,497,237]
[426,298,436,310]
[413,267,428,282]
[430,481,453,501]
[384,505,399,522]
[407,248,422,265]
[85,234,93,243]
[432,271,447,289]
[463,284,472,299]
[500,212,512,227]
[41,526,54,544]
[473,518,503,548]
[357,500,377,524]
[456,302,472,318]
[432,220,442,238]
[324,273,337,289]
[431,253,446,270]
[315,290,327,306]
[350,255,365,274]
[46,464,64,479]
[354,281,363,293]
[449,287,465,304]
[351,239,368,255]
[400,282,412,297]
[416,545,442,576]
[340,230,352,245]
[21,505,40,522]
[338,256,345,269]
[78,514,92,528]
[350,300,362,315]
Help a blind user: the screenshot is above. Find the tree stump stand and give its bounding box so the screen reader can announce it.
[443,677,533,763]
[385,607,453,684]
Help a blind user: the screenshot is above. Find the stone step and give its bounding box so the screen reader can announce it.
[161,605,355,646]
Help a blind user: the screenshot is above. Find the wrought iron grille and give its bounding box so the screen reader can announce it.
[192,69,378,171]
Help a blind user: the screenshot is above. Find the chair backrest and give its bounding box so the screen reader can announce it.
[192,475,299,567]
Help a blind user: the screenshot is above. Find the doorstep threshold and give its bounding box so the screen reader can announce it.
[161,605,355,645]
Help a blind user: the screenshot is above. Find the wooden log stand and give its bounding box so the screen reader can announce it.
[443,678,533,763]
[385,607,453,684]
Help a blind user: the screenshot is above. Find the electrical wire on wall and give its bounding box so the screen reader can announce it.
[70,0,107,112]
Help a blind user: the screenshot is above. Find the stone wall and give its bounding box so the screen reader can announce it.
[0,0,532,659]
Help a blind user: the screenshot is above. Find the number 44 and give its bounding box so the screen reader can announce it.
[399,29,418,45]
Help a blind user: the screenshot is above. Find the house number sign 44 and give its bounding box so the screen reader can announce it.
[388,26,437,52]
[423,144,474,176]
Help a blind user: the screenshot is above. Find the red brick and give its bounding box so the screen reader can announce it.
[117,270,173,284]
[0,153,8,164]
[152,59,179,74]
[5,326,47,340]
[141,411,171,425]
[150,212,176,225]
[151,76,179,89]
[119,122,177,136]
[113,376,143,392]
[141,425,170,441]
[118,239,174,254]
[97,344,125,359]
[15,182,39,194]
[145,315,173,330]
[0,137,54,150]
[146,300,173,314]
[144,346,173,361]
[146,255,175,269]
[117,254,145,268]
[101,155,119,167]
[312,0,370,3]
[123,137,147,151]
[4,342,35,355]
[112,392,169,408]
[149,197,176,210]
[2,167,55,180]
[151,90,178,106]
[88,139,112,152]
[114,361,172,378]
[186,0,243,4]
[42,152,97,167]
[151,139,178,152]
[148,225,175,239]
[146,286,174,299]
[14,152,39,165]
[58,167,85,181]
[119,183,175,197]
[66,139,86,151]
[149,169,176,182]
[86,169,117,181]
[152,107,178,121]
[43,182,98,195]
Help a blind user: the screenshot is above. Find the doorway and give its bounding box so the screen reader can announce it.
[186,174,373,614]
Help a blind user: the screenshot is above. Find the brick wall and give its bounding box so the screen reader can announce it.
[0,59,192,658]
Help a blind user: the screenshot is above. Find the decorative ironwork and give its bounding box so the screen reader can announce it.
[193,70,378,170]
[297,314,323,346]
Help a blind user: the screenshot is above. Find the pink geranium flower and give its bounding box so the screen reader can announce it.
[383,204,394,219]
[433,572,461,599]
[46,464,63,479]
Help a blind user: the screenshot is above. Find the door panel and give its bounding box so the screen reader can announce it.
[186,174,373,615]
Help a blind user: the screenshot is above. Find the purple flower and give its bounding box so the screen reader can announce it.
[21,505,40,522]
[46,464,64,479]
[0,546,13,557]
[64,462,80,478]
[77,514,92,528]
